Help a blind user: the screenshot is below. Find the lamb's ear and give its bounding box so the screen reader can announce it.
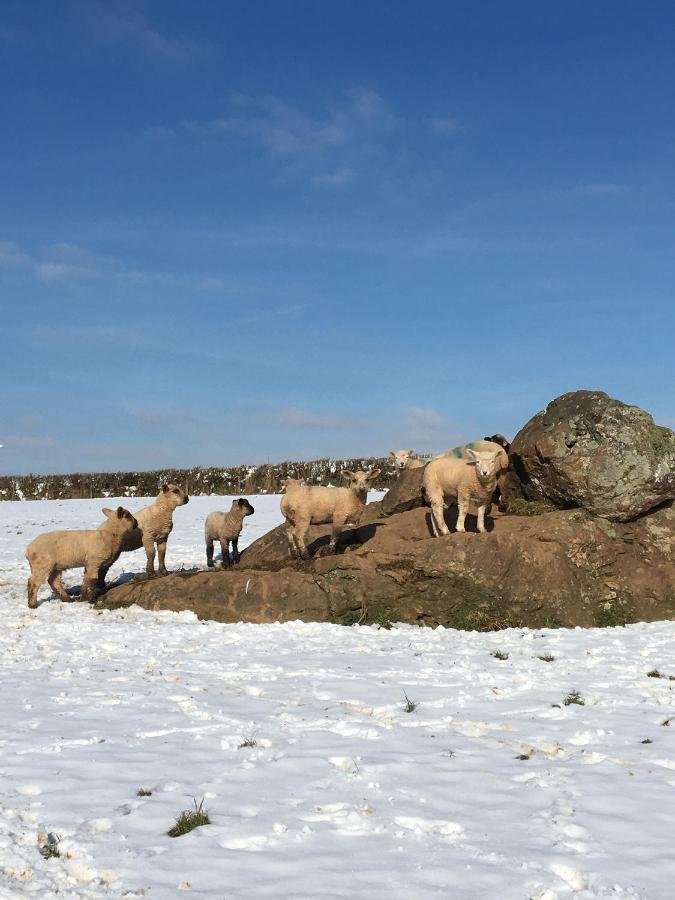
[101,507,114,519]
[343,470,355,480]
[388,450,396,457]
[162,483,169,493]
[367,468,381,480]
[407,450,416,456]
[116,506,126,518]
[465,449,478,463]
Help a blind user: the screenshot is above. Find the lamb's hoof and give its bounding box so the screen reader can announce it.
[221,563,230,570]
[158,569,168,578]
[28,600,38,610]
[232,555,241,564]
[207,562,214,568]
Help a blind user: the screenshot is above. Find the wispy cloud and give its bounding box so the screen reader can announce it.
[573,182,626,197]
[311,166,357,189]
[74,0,202,63]
[0,241,30,267]
[425,115,463,136]
[183,87,401,185]
[0,237,266,294]
[402,405,450,443]
[0,434,60,450]
[128,406,196,428]
[263,407,345,429]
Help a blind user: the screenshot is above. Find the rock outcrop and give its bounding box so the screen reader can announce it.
[503,390,675,521]
[97,392,675,630]
[99,498,675,630]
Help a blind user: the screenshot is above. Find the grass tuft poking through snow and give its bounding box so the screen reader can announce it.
[167,798,210,838]
[563,689,586,706]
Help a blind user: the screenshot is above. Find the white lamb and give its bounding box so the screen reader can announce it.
[280,468,380,559]
[205,498,255,568]
[96,483,189,586]
[26,506,139,608]
[423,447,508,536]
[389,449,424,474]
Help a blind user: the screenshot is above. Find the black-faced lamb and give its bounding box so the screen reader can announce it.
[423,447,508,536]
[26,506,138,608]
[205,498,255,568]
[96,483,189,586]
[280,468,380,560]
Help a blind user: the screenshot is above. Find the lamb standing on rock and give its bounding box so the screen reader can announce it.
[205,498,255,568]
[389,450,424,474]
[26,506,138,608]
[96,483,189,586]
[280,468,380,559]
[423,448,508,536]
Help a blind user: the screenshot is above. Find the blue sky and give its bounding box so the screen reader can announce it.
[1,1,674,475]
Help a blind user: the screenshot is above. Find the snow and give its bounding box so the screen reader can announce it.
[1,495,675,899]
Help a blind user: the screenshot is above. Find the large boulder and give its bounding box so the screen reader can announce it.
[99,498,675,630]
[502,390,675,521]
[379,467,426,516]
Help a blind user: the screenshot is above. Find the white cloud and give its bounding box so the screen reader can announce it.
[183,87,401,185]
[0,241,29,267]
[75,0,200,63]
[425,116,463,136]
[403,405,446,431]
[573,182,626,197]
[265,407,342,429]
[312,167,356,188]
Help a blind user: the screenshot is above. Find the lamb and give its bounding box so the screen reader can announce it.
[26,506,139,608]
[280,468,380,560]
[423,447,508,536]
[205,498,255,568]
[389,449,424,474]
[96,483,189,586]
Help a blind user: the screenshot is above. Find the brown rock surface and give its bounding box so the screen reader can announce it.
[99,498,675,630]
[379,467,426,515]
[503,390,675,521]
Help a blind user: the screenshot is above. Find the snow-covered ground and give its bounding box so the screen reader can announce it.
[1,496,675,899]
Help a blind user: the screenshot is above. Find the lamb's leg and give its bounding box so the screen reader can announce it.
[455,495,469,533]
[144,538,157,577]
[286,527,299,559]
[98,551,121,589]
[27,567,47,609]
[156,540,168,576]
[221,540,230,567]
[428,491,449,537]
[231,537,240,564]
[48,570,71,603]
[293,522,310,560]
[81,566,99,602]
[329,519,346,553]
[476,503,487,534]
[206,538,215,568]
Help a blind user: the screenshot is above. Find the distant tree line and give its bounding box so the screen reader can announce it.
[0,457,396,501]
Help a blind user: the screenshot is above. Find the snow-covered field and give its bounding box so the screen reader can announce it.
[1,496,675,899]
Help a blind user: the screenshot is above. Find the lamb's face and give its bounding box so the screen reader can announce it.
[343,468,381,493]
[389,450,415,471]
[161,484,190,507]
[234,498,255,517]
[466,450,501,481]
